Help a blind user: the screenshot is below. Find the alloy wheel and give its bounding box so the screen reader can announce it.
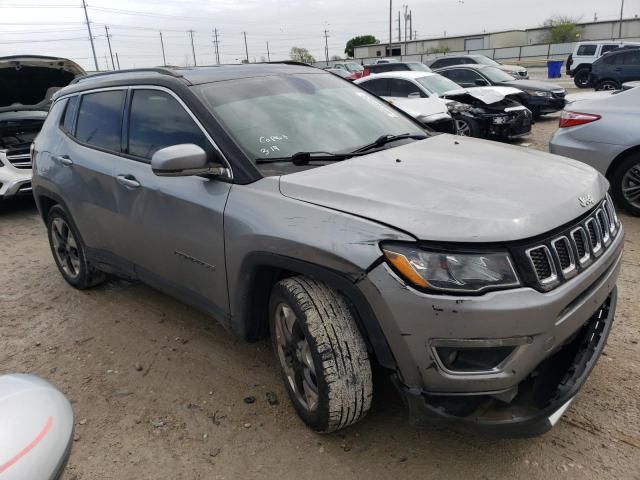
[598,81,618,91]
[51,217,81,279]
[274,303,319,412]
[622,162,640,209]
[455,119,471,136]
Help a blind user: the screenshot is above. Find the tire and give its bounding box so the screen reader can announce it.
[453,114,483,138]
[610,153,640,216]
[269,276,372,433]
[573,68,591,88]
[595,79,621,91]
[46,205,105,289]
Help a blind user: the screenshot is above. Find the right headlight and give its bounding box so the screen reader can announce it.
[446,101,472,114]
[381,243,520,294]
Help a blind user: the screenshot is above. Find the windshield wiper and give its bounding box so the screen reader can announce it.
[352,133,427,153]
[256,151,352,165]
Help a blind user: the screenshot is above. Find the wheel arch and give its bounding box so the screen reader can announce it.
[605,145,640,179]
[232,252,397,371]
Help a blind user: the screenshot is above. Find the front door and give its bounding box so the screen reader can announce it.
[113,88,232,320]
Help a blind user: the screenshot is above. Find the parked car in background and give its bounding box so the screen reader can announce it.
[589,47,640,91]
[435,64,566,116]
[356,71,532,140]
[374,58,399,64]
[386,97,457,134]
[330,61,364,79]
[426,54,529,79]
[33,64,623,436]
[362,61,431,76]
[566,41,640,88]
[325,68,358,81]
[550,87,640,216]
[0,55,84,202]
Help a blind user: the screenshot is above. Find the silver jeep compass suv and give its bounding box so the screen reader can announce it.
[32,64,624,436]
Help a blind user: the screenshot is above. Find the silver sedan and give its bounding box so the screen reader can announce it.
[550,86,640,216]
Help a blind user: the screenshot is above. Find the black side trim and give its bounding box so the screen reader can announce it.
[233,252,398,370]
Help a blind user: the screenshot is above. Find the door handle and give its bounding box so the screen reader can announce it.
[116,175,141,189]
[53,155,73,166]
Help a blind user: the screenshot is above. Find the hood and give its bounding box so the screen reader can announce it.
[503,79,563,92]
[279,134,608,242]
[0,55,85,111]
[443,86,524,105]
[499,64,527,73]
[386,97,449,117]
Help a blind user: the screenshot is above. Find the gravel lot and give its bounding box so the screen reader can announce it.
[1,77,639,479]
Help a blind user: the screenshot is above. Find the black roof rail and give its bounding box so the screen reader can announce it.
[71,67,183,84]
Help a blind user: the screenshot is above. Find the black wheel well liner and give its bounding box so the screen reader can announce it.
[234,252,397,371]
[574,64,592,72]
[606,145,640,178]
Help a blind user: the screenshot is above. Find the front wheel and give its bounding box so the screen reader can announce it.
[595,79,621,91]
[573,68,591,88]
[453,114,482,138]
[610,153,640,216]
[269,276,372,433]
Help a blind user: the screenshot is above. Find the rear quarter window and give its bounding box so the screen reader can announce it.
[577,45,597,56]
[60,95,79,135]
[75,90,125,152]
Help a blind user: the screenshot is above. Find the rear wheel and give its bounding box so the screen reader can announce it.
[269,276,372,433]
[46,205,105,289]
[573,68,591,88]
[610,153,640,216]
[595,79,621,91]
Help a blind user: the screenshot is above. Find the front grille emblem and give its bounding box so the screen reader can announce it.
[579,194,595,208]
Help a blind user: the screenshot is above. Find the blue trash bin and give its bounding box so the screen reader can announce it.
[547,60,563,79]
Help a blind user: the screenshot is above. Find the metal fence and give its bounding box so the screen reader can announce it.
[314,38,640,69]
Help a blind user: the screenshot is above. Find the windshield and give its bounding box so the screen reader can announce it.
[415,74,464,96]
[480,66,517,83]
[473,56,500,66]
[344,62,364,72]
[407,62,432,72]
[195,73,424,165]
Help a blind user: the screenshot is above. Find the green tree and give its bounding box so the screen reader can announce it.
[543,15,582,43]
[344,35,379,58]
[290,46,316,64]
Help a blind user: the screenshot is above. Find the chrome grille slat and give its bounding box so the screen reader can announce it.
[525,198,620,291]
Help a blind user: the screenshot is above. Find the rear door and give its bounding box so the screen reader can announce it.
[113,87,232,318]
[388,78,425,98]
[53,89,126,267]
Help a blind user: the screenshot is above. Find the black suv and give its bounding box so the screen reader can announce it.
[590,47,640,90]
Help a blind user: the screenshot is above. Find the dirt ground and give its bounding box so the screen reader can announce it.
[1,80,639,479]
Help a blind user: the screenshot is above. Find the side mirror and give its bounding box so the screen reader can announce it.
[151,144,226,177]
[474,79,489,86]
[408,92,422,99]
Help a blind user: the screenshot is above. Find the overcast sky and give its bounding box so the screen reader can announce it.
[0,0,636,70]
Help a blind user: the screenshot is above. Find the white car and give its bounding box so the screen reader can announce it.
[355,71,531,140]
[567,41,640,88]
[387,97,456,134]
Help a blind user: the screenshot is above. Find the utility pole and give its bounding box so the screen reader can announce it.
[397,11,401,42]
[159,31,167,66]
[213,28,220,64]
[242,32,249,63]
[188,30,197,66]
[104,26,115,70]
[81,0,99,71]
[619,0,625,39]
[388,0,393,57]
[266,41,271,61]
[104,53,109,71]
[409,10,413,40]
[323,29,330,63]
[115,52,121,70]
[403,5,409,55]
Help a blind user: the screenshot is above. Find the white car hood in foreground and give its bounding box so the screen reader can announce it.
[444,86,524,105]
[279,134,608,242]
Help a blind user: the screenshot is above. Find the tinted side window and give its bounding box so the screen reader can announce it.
[128,89,208,161]
[360,78,389,96]
[388,79,422,97]
[577,45,597,56]
[61,95,79,135]
[617,50,640,65]
[600,45,619,55]
[442,69,482,84]
[75,90,125,151]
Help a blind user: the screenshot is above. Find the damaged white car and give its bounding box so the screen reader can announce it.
[356,71,532,140]
[0,55,84,201]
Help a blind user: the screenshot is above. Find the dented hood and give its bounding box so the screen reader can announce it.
[386,97,449,117]
[443,86,523,105]
[0,55,85,111]
[279,134,608,242]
